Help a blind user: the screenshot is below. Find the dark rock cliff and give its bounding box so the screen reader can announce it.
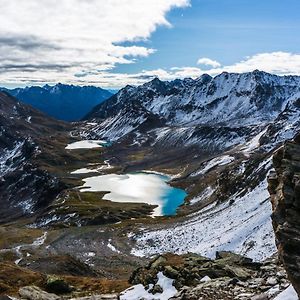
[0,91,69,223]
[268,133,300,297]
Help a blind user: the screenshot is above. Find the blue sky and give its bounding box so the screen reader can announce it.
[116,0,300,73]
[1,0,300,88]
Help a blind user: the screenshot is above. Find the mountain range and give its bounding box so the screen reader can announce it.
[84,70,300,156]
[1,84,112,121]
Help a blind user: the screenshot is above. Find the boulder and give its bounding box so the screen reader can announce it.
[216,251,253,265]
[45,275,72,294]
[164,266,179,279]
[19,286,60,300]
[149,284,163,294]
[149,255,167,269]
[224,265,251,280]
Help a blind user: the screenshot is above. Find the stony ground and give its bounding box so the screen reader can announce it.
[129,252,291,300]
[0,251,293,300]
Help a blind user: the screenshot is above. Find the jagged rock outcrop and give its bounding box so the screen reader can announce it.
[128,252,290,300]
[268,133,300,297]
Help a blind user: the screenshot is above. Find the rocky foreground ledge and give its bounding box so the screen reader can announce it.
[268,133,300,298]
[129,252,290,300]
[2,251,292,300]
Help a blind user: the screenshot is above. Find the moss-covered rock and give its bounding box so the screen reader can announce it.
[45,275,72,294]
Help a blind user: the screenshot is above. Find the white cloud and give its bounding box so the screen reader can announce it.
[91,52,300,88]
[64,67,202,87]
[0,0,189,85]
[197,57,221,68]
[171,67,203,78]
[197,52,300,76]
[211,52,300,75]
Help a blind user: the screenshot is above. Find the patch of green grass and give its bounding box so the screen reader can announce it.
[0,226,43,249]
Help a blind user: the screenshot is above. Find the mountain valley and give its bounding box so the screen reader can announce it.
[1,71,300,299]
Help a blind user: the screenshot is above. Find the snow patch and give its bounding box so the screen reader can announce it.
[190,186,215,205]
[273,285,298,300]
[242,128,268,156]
[0,141,25,176]
[71,168,98,174]
[200,275,211,283]
[32,232,47,246]
[71,160,113,174]
[120,272,177,300]
[191,155,235,177]
[107,239,121,253]
[65,140,107,150]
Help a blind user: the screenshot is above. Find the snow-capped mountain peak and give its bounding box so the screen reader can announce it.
[84,71,300,152]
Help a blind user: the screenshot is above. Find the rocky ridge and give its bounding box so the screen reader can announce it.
[84,71,300,154]
[126,251,290,300]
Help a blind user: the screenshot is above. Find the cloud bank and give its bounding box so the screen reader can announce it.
[211,52,300,75]
[0,0,189,85]
[67,52,300,88]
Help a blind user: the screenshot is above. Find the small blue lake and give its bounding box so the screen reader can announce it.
[80,172,187,216]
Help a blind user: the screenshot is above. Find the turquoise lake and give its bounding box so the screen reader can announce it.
[155,174,187,215]
[80,172,187,216]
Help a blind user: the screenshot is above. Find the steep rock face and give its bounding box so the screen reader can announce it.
[268,133,300,297]
[2,84,112,121]
[0,92,68,222]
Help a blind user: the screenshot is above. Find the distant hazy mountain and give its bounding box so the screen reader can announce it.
[1,84,113,121]
[107,89,119,94]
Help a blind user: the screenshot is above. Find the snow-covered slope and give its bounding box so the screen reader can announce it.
[261,93,300,148]
[131,153,276,261]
